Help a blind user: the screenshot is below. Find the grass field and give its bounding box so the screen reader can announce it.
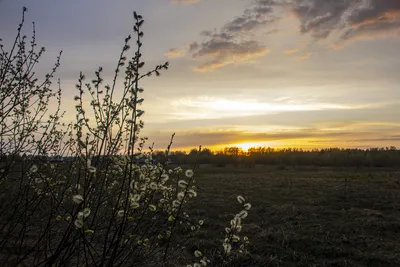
[2,163,400,266]
[185,165,400,266]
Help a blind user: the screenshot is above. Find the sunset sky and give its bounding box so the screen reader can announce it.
[1,0,400,151]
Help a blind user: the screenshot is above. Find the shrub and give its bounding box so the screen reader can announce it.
[0,8,252,267]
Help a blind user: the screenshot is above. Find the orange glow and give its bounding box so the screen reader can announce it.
[225,141,279,152]
[212,138,343,152]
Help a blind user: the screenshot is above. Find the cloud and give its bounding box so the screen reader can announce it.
[192,40,269,71]
[143,101,400,149]
[298,52,312,60]
[347,136,400,143]
[145,101,400,133]
[347,1,400,26]
[200,31,234,41]
[147,127,348,149]
[193,48,269,72]
[290,0,351,39]
[340,18,400,41]
[169,96,365,120]
[266,28,281,34]
[188,42,199,52]
[288,0,400,43]
[284,48,298,54]
[164,48,186,58]
[187,0,280,71]
[146,125,400,150]
[194,58,235,72]
[223,15,272,34]
[172,0,400,66]
[171,0,201,4]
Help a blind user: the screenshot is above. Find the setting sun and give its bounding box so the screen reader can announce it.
[230,142,277,151]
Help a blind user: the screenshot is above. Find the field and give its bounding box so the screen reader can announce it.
[186,165,400,266]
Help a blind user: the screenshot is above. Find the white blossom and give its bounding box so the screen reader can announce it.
[130,180,135,190]
[223,243,232,254]
[83,208,91,217]
[185,169,194,178]
[161,173,169,182]
[132,194,141,202]
[188,189,197,197]
[237,195,245,204]
[131,202,140,209]
[77,212,84,219]
[172,200,181,207]
[232,235,240,242]
[74,219,84,228]
[231,216,241,228]
[177,192,185,200]
[244,203,252,210]
[30,165,38,173]
[149,182,157,190]
[149,204,157,212]
[237,210,248,219]
[194,250,202,257]
[178,180,188,189]
[72,195,84,204]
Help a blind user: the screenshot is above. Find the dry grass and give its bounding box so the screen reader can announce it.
[186,165,400,266]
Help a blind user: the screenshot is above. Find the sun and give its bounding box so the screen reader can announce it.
[231,142,274,152]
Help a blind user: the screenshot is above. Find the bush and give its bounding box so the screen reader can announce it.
[0,8,252,267]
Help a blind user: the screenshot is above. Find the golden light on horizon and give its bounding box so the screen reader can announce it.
[229,141,278,152]
[226,138,341,151]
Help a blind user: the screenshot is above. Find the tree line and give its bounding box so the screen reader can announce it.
[153,146,400,168]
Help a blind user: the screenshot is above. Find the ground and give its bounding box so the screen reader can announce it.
[187,165,400,266]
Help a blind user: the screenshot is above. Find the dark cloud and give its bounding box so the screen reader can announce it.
[347,0,400,26]
[291,0,353,39]
[189,0,279,71]
[224,18,269,33]
[188,42,199,52]
[171,0,400,71]
[193,40,269,72]
[289,0,400,42]
[193,40,267,58]
[200,31,234,41]
[341,19,400,40]
[254,0,400,43]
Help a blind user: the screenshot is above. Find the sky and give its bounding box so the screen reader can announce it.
[1,0,400,151]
